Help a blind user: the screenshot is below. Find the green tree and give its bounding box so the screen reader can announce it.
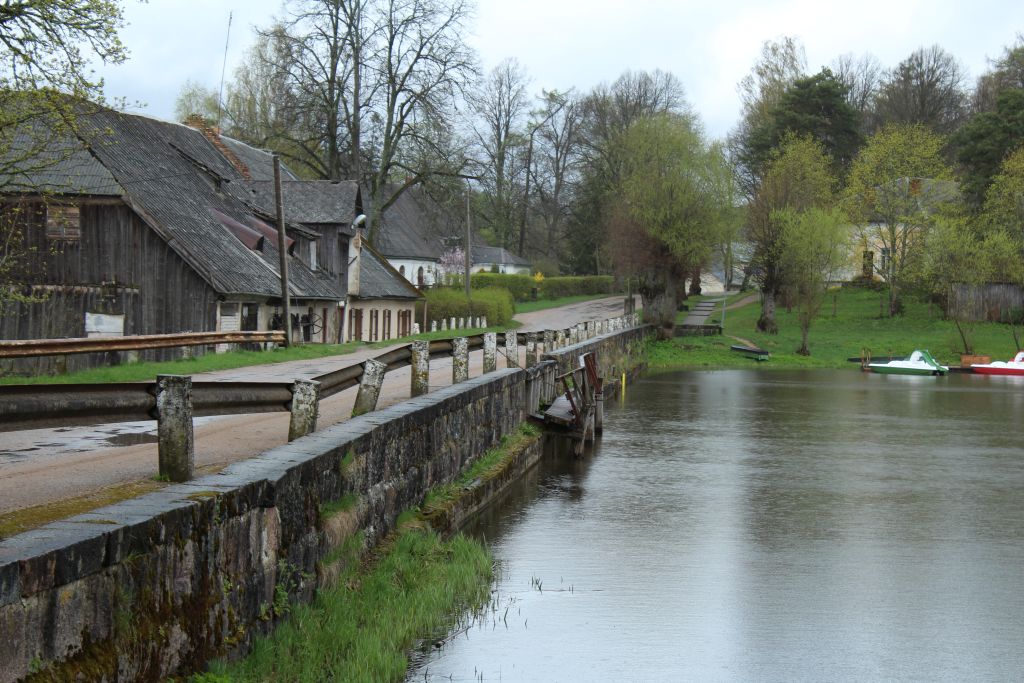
[956,88,1024,208]
[980,144,1024,236]
[844,124,955,317]
[740,68,862,184]
[777,206,849,355]
[747,134,835,334]
[609,113,729,335]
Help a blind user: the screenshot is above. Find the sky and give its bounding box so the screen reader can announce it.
[98,0,1024,140]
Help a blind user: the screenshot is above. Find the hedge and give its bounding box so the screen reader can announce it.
[416,286,515,327]
[468,273,534,301]
[540,276,615,299]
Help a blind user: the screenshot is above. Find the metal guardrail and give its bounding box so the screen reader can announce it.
[0,331,286,359]
[0,316,642,433]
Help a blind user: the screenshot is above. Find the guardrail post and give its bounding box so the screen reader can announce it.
[525,333,539,368]
[157,374,194,482]
[483,332,497,373]
[431,320,438,332]
[411,340,429,397]
[506,330,519,368]
[449,317,456,331]
[482,316,488,328]
[452,337,469,383]
[352,358,386,417]
[543,330,554,355]
[288,379,320,441]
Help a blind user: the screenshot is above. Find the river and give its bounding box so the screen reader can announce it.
[408,369,1024,682]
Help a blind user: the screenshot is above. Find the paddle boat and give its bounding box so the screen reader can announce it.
[970,351,1024,376]
[866,349,948,376]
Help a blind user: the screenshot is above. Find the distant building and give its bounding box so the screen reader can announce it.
[470,245,532,275]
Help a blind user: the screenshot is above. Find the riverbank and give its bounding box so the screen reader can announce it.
[650,287,1021,370]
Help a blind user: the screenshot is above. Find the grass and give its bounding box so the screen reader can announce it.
[0,480,164,540]
[650,285,1023,370]
[0,323,524,386]
[195,527,493,683]
[513,292,625,314]
[0,342,366,385]
[422,423,540,515]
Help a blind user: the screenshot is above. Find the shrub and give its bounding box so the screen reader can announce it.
[540,275,615,298]
[469,273,534,301]
[417,287,515,327]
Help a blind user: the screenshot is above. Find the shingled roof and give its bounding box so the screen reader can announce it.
[238,180,361,228]
[370,188,443,261]
[5,105,345,301]
[472,245,532,268]
[354,241,423,300]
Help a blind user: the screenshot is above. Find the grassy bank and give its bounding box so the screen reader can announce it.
[194,424,541,682]
[195,528,492,683]
[651,286,1022,370]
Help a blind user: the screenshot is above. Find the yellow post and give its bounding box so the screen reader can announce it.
[621,372,626,401]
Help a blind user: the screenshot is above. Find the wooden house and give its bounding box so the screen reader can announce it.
[0,105,417,373]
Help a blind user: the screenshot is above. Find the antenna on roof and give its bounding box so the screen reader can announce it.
[217,11,233,129]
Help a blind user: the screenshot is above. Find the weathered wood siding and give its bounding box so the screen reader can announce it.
[949,283,1024,322]
[1,200,218,374]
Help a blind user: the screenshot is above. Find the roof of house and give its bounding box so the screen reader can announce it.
[237,180,360,228]
[355,240,424,300]
[3,105,346,301]
[471,245,532,268]
[370,188,443,261]
[0,121,124,196]
[218,136,300,181]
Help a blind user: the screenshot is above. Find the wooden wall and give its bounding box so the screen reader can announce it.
[949,283,1024,322]
[1,200,218,375]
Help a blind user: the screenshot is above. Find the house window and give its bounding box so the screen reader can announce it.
[309,241,318,270]
[46,205,80,241]
[417,266,425,286]
[880,247,891,274]
[369,309,379,342]
[384,309,392,339]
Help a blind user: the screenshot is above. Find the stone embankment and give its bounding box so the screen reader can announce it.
[0,323,648,682]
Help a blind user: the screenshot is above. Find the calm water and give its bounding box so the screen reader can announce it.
[408,370,1024,682]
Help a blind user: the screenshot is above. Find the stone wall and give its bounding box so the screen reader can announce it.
[0,326,651,682]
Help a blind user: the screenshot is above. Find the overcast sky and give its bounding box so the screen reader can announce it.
[98,0,1024,140]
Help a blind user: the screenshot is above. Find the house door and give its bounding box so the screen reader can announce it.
[349,308,363,341]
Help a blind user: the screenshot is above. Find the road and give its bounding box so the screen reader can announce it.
[0,296,635,514]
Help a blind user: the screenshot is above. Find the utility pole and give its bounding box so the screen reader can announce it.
[464,189,472,299]
[273,155,292,347]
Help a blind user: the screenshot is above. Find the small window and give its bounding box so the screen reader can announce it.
[46,205,80,241]
[309,241,318,270]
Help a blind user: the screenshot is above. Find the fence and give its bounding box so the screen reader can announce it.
[949,283,1024,322]
[0,313,643,481]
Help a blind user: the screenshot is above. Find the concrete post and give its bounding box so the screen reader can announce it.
[449,317,456,331]
[411,340,429,397]
[441,318,447,331]
[525,332,539,368]
[412,323,420,335]
[452,336,469,383]
[483,332,497,373]
[288,379,320,441]
[157,374,194,482]
[431,320,438,332]
[543,330,554,355]
[554,330,563,349]
[506,330,519,368]
[352,358,386,417]
[482,316,488,328]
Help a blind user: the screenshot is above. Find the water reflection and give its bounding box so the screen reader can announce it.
[409,370,1024,681]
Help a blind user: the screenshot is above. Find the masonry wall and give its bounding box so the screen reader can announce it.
[0,325,650,682]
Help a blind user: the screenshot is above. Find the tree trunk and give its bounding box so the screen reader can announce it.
[757,289,778,334]
[688,266,702,296]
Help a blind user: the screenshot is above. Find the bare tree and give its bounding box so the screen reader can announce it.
[832,52,883,133]
[225,0,476,239]
[531,89,583,261]
[874,45,968,135]
[469,59,530,251]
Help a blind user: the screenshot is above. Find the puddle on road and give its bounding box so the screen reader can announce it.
[103,432,159,447]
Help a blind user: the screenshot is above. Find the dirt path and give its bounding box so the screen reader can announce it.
[0,296,636,515]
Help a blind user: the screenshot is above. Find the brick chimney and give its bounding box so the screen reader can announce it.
[184,114,252,181]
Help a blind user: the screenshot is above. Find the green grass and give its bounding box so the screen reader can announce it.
[513,292,626,314]
[196,528,492,683]
[0,342,366,385]
[651,286,1022,370]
